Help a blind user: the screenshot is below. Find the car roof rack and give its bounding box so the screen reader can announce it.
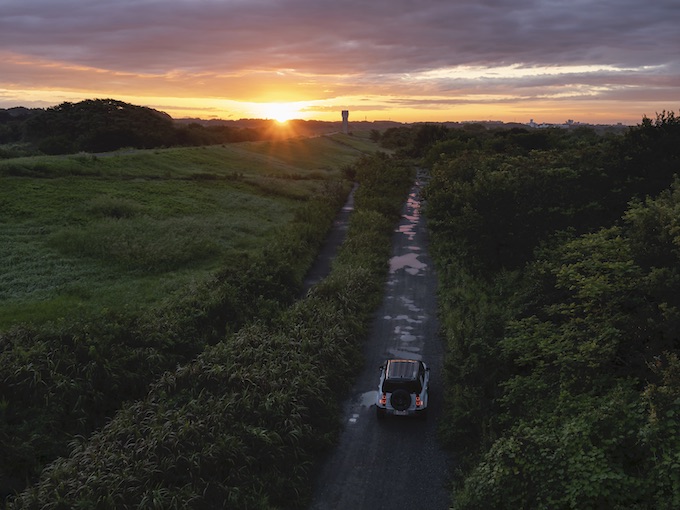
[386,359,419,380]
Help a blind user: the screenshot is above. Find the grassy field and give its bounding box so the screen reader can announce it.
[0,133,376,329]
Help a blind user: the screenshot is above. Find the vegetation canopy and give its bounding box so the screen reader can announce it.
[414,112,680,508]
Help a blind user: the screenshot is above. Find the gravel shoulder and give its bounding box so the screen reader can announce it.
[308,170,452,509]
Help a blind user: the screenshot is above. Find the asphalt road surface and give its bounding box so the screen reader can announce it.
[308,170,452,510]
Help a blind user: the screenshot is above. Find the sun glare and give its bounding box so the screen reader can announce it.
[259,102,302,123]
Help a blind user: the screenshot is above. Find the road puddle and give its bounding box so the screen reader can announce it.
[397,223,416,240]
[357,391,377,407]
[389,253,427,274]
[393,190,421,241]
[399,297,425,315]
[384,314,422,323]
[406,195,420,211]
[399,331,417,342]
[387,346,422,359]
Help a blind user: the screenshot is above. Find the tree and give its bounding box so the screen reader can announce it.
[23,99,176,153]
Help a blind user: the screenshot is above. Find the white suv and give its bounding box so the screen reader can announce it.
[375,359,429,419]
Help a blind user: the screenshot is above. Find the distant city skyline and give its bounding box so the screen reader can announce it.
[1,0,678,125]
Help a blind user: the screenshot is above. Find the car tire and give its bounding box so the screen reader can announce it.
[390,389,411,411]
[376,407,386,420]
[417,408,428,420]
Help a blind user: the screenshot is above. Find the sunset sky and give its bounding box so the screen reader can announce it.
[1,0,678,125]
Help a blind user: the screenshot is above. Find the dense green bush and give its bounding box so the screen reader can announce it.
[8,152,413,508]
[0,182,346,499]
[423,113,680,508]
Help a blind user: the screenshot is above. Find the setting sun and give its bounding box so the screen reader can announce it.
[1,1,676,127]
[260,102,302,123]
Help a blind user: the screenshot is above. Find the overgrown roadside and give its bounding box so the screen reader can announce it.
[1,135,373,501]
[9,152,414,509]
[0,178,348,501]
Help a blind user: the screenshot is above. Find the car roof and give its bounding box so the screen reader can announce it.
[385,359,420,380]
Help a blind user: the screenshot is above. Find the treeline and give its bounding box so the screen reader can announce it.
[6,152,414,508]
[414,112,680,507]
[0,99,269,156]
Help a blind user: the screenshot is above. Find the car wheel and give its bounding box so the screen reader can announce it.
[376,407,386,420]
[417,408,428,420]
[390,389,411,411]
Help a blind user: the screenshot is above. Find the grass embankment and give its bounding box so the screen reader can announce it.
[0,134,378,500]
[9,152,414,509]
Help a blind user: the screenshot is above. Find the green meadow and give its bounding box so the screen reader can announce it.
[0,133,375,329]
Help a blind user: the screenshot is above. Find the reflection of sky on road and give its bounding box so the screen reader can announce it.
[347,391,379,424]
[383,173,431,362]
[394,192,421,242]
[389,184,427,276]
[390,253,426,275]
[385,297,426,360]
[358,391,378,407]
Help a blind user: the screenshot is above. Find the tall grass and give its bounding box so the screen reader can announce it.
[0,136,371,329]
[8,152,414,509]
[50,216,222,272]
[0,178,294,327]
[0,136,377,502]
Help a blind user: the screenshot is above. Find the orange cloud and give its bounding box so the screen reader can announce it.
[1,0,677,124]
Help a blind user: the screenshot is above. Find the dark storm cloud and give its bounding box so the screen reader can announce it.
[2,0,678,74]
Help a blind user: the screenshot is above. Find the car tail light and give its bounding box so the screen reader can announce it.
[416,395,423,407]
[380,393,387,405]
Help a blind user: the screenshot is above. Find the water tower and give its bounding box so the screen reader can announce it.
[341,110,349,134]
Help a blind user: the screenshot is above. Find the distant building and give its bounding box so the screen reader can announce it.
[342,110,349,134]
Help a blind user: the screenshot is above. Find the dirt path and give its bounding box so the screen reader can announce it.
[308,170,452,509]
[301,183,356,294]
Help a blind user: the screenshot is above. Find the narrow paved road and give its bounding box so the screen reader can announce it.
[309,170,452,510]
